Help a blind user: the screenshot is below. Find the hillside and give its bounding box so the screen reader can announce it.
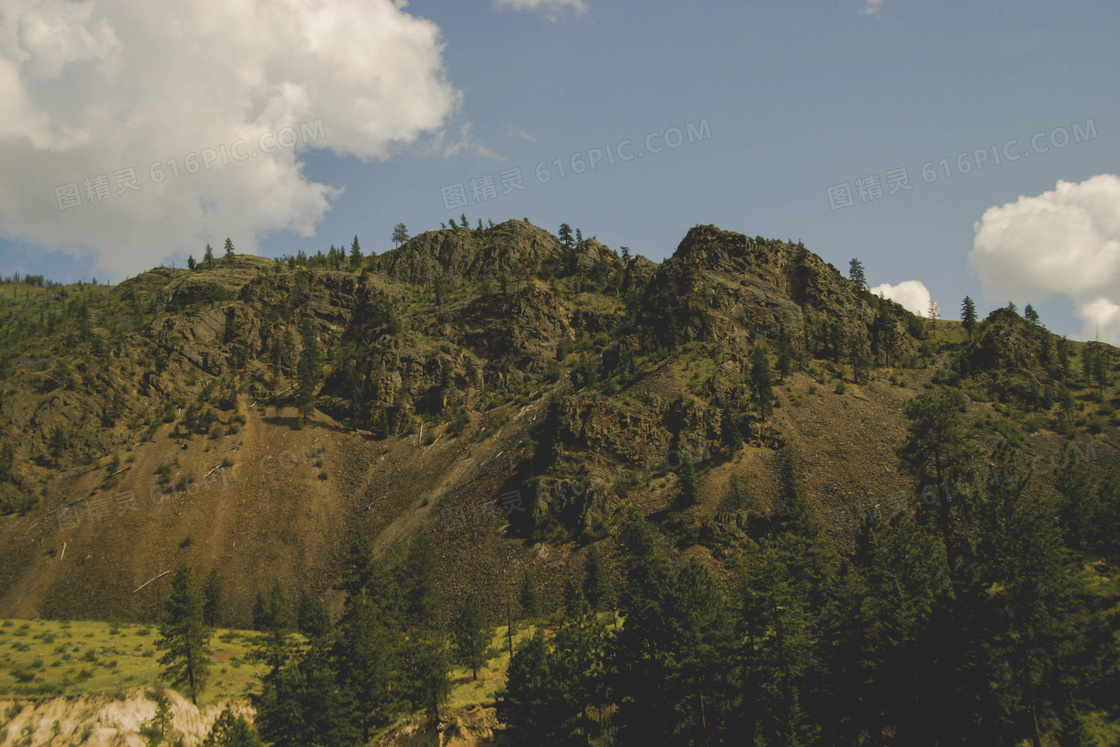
[0,220,1116,624]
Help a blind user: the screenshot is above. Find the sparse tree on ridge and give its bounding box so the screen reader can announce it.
[350,236,363,268]
[224,238,235,261]
[961,296,977,340]
[849,258,867,293]
[391,224,409,247]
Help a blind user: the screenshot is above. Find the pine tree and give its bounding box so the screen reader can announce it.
[349,236,363,268]
[452,592,490,680]
[848,258,867,292]
[401,635,451,721]
[334,589,399,740]
[223,238,235,261]
[961,296,977,340]
[498,632,553,743]
[1024,303,1039,324]
[48,425,67,464]
[558,223,574,249]
[391,224,409,247]
[203,569,223,627]
[519,569,542,617]
[139,689,176,747]
[896,388,971,573]
[201,706,263,747]
[296,592,331,639]
[582,544,607,609]
[678,455,699,506]
[398,535,441,626]
[203,244,214,264]
[295,317,320,425]
[156,561,212,704]
[722,406,743,452]
[750,345,774,421]
[187,255,196,271]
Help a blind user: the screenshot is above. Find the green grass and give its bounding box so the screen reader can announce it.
[0,618,265,704]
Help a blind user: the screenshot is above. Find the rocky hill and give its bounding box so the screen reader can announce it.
[0,219,1116,628]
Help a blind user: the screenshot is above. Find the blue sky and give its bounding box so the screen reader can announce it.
[2,0,1119,341]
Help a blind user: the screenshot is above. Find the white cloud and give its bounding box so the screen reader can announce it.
[0,0,463,279]
[970,174,1120,344]
[493,0,588,17]
[870,280,934,317]
[859,0,885,15]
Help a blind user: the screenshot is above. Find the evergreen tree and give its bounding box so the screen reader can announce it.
[296,592,331,639]
[558,223,574,249]
[349,236,363,268]
[201,706,263,747]
[401,635,451,721]
[295,317,321,425]
[848,258,867,292]
[750,345,774,421]
[139,689,176,747]
[519,569,542,617]
[498,632,554,744]
[156,561,211,704]
[961,296,977,340]
[722,406,743,452]
[398,535,442,626]
[582,544,607,609]
[224,238,235,261]
[391,223,409,247]
[452,592,490,680]
[202,569,223,628]
[48,425,67,464]
[1024,303,1040,324]
[677,455,699,506]
[187,255,196,271]
[334,589,399,740]
[896,387,971,573]
[203,244,214,264]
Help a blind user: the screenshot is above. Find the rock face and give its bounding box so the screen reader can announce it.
[0,689,251,747]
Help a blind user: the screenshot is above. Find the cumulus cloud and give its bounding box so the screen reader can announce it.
[970,174,1120,344]
[870,280,934,317]
[493,0,588,17]
[0,0,462,279]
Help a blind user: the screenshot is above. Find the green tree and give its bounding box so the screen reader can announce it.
[848,258,867,292]
[187,255,196,271]
[498,632,554,744]
[896,387,971,572]
[296,592,331,639]
[398,535,442,626]
[1024,303,1040,324]
[202,569,223,627]
[335,589,399,740]
[722,406,743,452]
[224,238,235,261]
[582,544,607,609]
[519,569,542,617]
[47,425,67,464]
[156,561,212,704]
[349,236,363,268]
[961,296,977,340]
[295,318,321,425]
[750,345,774,421]
[677,455,699,507]
[391,223,409,247]
[139,689,176,747]
[201,706,263,747]
[452,592,490,680]
[558,223,574,249]
[203,244,214,264]
[401,635,451,721]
